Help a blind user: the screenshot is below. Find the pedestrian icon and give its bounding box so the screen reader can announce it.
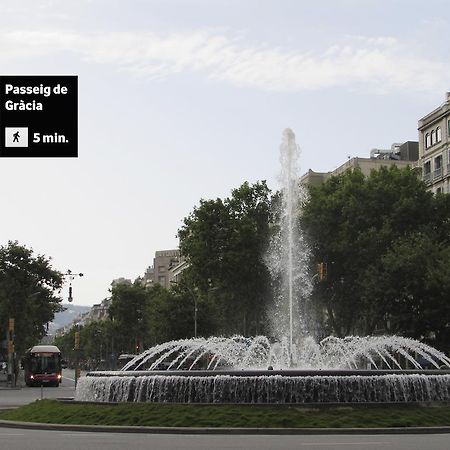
[5,127,28,148]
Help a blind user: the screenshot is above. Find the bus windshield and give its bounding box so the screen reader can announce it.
[30,353,59,374]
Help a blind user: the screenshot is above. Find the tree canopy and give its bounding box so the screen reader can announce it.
[0,241,63,356]
[178,181,273,336]
[303,166,450,350]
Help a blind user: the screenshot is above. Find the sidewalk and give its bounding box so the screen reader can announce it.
[0,370,23,389]
[0,371,8,386]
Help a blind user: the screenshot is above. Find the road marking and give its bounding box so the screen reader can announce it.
[62,433,93,436]
[0,433,26,436]
[63,376,75,382]
[301,443,389,446]
[61,434,111,438]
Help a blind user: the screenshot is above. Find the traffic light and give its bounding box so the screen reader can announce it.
[317,262,327,281]
[316,263,322,280]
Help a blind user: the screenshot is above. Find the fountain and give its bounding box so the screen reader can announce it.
[266,128,313,363]
[76,129,450,404]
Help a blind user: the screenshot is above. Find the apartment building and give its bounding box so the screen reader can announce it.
[301,141,418,186]
[142,249,186,289]
[418,92,450,194]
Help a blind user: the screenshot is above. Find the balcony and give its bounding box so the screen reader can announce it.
[423,172,431,184]
[433,167,442,179]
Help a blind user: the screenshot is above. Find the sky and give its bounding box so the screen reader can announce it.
[1,0,449,306]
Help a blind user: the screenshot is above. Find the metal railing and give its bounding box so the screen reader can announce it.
[433,167,442,179]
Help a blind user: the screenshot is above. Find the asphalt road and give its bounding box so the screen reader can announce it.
[0,429,449,450]
[0,369,77,408]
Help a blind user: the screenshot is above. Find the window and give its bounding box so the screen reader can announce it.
[435,155,442,169]
[431,129,436,145]
[158,276,166,285]
[434,155,443,179]
[436,127,442,142]
[425,133,431,148]
[158,265,166,273]
[423,160,431,184]
[436,187,443,194]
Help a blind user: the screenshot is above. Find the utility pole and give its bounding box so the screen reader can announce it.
[74,328,81,387]
[7,318,15,387]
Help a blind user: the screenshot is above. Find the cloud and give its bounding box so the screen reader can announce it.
[1,29,448,93]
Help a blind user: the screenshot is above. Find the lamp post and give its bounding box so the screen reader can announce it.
[62,270,84,303]
[74,323,81,387]
[6,318,14,387]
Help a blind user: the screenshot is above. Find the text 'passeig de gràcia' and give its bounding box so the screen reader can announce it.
[4,83,69,111]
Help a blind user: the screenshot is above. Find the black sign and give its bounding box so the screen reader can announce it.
[0,76,78,157]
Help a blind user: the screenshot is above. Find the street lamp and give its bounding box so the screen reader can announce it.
[63,270,84,303]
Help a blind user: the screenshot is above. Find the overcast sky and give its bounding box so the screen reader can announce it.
[1,0,449,306]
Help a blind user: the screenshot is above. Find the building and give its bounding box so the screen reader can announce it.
[111,277,132,287]
[301,141,418,186]
[54,297,112,336]
[418,92,450,194]
[87,297,111,322]
[170,259,190,284]
[142,249,186,289]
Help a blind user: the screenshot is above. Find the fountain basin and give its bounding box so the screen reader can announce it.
[75,370,450,404]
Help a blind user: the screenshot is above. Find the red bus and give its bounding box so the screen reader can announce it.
[22,345,62,387]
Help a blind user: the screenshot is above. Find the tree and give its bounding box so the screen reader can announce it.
[167,272,220,340]
[54,320,116,369]
[108,281,197,351]
[363,232,450,350]
[178,181,273,336]
[144,283,186,344]
[108,281,148,354]
[303,166,449,344]
[0,241,63,357]
[54,326,77,364]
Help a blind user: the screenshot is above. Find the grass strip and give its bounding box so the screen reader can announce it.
[1,401,450,428]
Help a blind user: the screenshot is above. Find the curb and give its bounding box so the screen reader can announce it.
[0,420,449,435]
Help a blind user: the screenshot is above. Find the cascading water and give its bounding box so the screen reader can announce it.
[75,129,450,404]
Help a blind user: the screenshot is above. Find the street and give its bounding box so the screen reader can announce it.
[0,429,449,450]
[0,368,77,408]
